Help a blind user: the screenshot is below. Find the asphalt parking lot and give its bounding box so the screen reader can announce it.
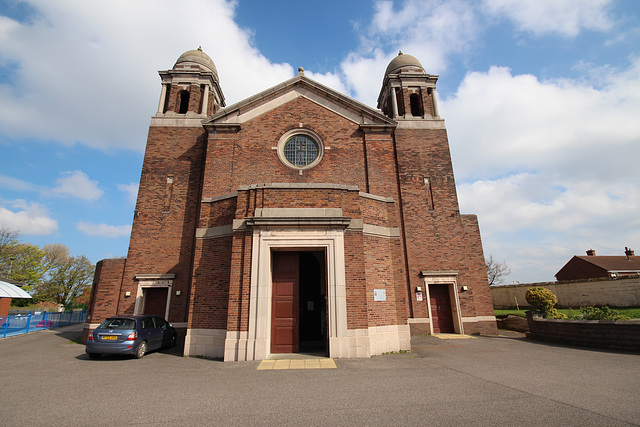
[1,325,639,426]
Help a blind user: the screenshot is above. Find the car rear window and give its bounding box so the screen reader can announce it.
[98,318,136,330]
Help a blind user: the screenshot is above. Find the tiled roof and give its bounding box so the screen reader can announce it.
[577,256,640,272]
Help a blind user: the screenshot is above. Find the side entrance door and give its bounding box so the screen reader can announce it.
[429,284,455,333]
[271,252,299,353]
[143,287,168,318]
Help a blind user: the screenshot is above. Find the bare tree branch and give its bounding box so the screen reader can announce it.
[486,255,511,286]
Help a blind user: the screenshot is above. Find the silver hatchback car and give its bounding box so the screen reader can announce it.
[86,315,177,359]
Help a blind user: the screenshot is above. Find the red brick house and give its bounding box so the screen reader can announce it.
[555,248,640,281]
[84,49,497,360]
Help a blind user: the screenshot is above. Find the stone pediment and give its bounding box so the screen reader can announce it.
[202,74,395,128]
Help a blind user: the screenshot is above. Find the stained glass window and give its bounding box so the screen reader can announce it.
[283,134,319,167]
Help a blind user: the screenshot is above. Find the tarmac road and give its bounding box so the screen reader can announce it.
[1,325,639,426]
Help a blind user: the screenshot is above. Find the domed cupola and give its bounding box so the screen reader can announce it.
[154,47,225,119]
[174,47,219,79]
[384,51,425,76]
[377,51,439,121]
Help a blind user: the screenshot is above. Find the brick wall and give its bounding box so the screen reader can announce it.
[82,258,126,343]
[189,236,232,329]
[202,98,371,198]
[394,127,495,328]
[0,297,10,317]
[527,311,640,352]
[555,257,608,281]
[119,125,207,323]
[86,258,126,323]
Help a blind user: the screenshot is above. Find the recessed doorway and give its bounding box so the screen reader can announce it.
[142,287,168,318]
[429,284,455,333]
[271,250,327,356]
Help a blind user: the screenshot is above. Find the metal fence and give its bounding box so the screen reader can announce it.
[0,310,87,338]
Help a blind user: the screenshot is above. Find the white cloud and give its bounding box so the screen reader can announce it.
[48,170,103,202]
[0,15,20,41]
[0,0,294,151]
[340,0,481,106]
[442,60,640,281]
[459,174,640,235]
[77,222,131,238]
[442,61,640,183]
[118,183,138,206]
[304,70,348,95]
[0,174,38,192]
[484,0,613,37]
[0,199,58,235]
[482,0,614,37]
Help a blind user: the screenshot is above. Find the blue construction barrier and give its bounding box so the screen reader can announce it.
[0,310,87,338]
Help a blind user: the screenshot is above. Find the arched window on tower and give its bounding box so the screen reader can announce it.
[395,88,405,117]
[178,90,190,114]
[410,93,423,117]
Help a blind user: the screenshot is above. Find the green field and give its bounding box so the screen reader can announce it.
[495,307,640,319]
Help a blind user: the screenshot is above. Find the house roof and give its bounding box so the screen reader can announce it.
[573,255,640,273]
[203,72,396,128]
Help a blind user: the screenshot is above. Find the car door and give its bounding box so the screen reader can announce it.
[141,317,162,350]
[154,317,172,347]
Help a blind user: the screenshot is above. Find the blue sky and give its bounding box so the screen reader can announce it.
[0,0,639,283]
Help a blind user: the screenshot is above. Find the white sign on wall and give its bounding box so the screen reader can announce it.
[373,289,387,301]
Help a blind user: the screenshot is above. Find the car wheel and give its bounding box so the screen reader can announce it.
[136,341,147,359]
[169,334,177,348]
[88,353,101,359]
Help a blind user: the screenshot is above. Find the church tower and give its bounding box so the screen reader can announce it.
[377,51,439,120]
[156,47,225,118]
[117,48,226,324]
[378,52,495,335]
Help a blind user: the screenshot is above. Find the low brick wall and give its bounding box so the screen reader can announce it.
[526,311,640,352]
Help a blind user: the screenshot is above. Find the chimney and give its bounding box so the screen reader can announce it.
[625,247,634,260]
[586,249,596,256]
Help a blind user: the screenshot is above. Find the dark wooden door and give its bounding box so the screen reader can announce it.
[143,288,168,318]
[429,284,454,333]
[271,252,299,353]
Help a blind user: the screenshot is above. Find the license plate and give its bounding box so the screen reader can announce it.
[101,335,118,340]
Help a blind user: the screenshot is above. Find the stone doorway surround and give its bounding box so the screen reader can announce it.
[420,271,464,335]
[224,207,350,361]
[222,206,411,361]
[133,273,175,320]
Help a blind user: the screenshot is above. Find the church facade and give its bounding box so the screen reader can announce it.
[83,48,497,361]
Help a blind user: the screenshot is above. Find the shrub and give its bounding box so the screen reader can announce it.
[545,308,568,319]
[525,287,558,316]
[579,306,630,321]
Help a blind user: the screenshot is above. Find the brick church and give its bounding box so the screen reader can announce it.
[84,48,497,361]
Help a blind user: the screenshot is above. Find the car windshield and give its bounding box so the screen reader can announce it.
[98,318,136,330]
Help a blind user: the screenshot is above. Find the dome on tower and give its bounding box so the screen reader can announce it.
[384,51,424,76]
[175,47,218,76]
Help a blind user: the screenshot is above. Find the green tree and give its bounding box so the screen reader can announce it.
[0,225,47,290]
[35,245,94,308]
[1,227,95,308]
